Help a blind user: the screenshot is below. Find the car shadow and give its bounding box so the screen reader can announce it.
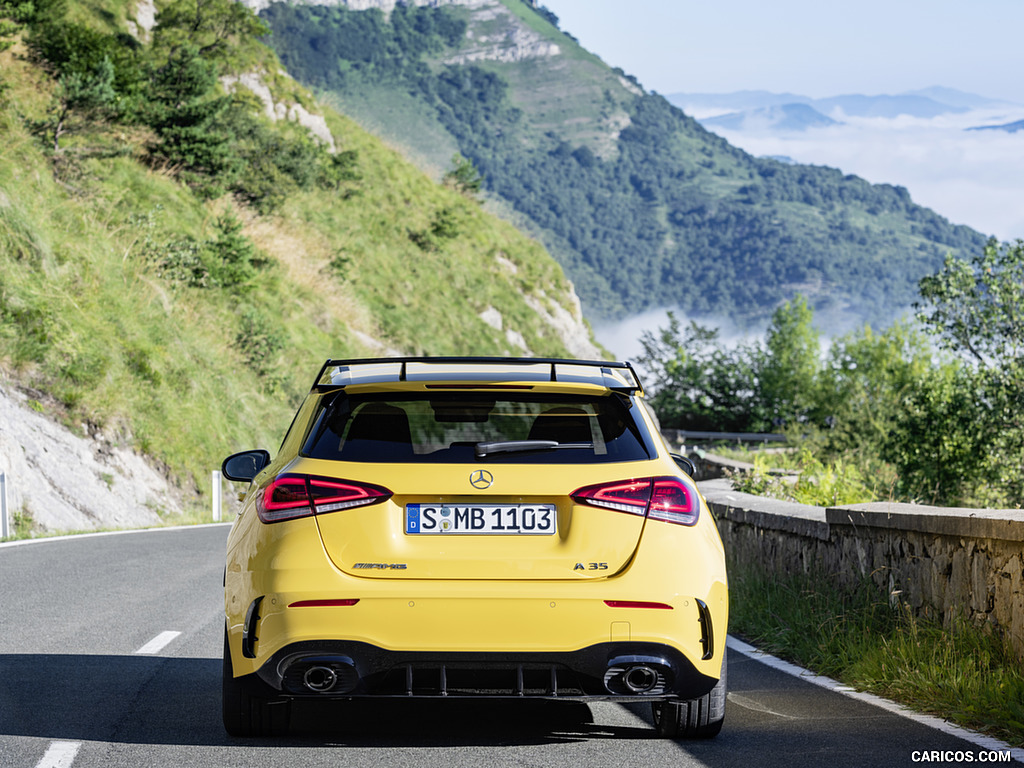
[0,653,654,747]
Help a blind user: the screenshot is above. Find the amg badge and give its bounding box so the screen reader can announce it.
[353,563,408,570]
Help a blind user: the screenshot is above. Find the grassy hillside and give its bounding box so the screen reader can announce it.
[261,0,988,326]
[0,0,595,522]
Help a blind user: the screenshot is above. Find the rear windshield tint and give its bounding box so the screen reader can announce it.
[302,392,654,463]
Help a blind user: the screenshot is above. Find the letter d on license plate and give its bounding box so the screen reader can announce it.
[405,504,556,535]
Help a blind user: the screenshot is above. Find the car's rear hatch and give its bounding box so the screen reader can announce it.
[307,460,654,580]
[294,377,660,581]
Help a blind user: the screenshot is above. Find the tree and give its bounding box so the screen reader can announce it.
[205,211,258,288]
[42,56,118,150]
[637,312,768,431]
[22,20,135,150]
[885,366,986,505]
[817,321,935,452]
[153,0,268,67]
[916,238,1024,369]
[909,239,1024,506]
[442,152,483,198]
[760,295,820,426]
[145,43,238,195]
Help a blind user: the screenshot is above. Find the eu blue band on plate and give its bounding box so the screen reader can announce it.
[406,503,420,534]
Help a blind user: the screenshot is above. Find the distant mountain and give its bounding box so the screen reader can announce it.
[903,86,1016,110]
[670,90,971,120]
[700,103,840,132]
[684,85,1024,135]
[812,94,966,119]
[261,0,988,326]
[967,119,1024,133]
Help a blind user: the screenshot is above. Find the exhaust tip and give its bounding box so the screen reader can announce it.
[279,655,359,694]
[303,665,339,692]
[622,665,659,693]
[603,655,671,695]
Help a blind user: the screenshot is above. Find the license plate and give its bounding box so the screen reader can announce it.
[405,504,556,535]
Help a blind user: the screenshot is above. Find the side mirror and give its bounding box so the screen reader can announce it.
[671,453,697,478]
[222,450,271,483]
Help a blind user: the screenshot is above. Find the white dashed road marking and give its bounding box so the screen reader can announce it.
[35,741,81,768]
[135,630,182,655]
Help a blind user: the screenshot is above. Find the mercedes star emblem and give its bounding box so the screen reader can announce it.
[469,469,494,489]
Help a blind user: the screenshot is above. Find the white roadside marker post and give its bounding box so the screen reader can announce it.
[212,469,222,522]
[0,471,8,539]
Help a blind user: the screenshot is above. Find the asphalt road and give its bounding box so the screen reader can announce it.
[1,525,1017,768]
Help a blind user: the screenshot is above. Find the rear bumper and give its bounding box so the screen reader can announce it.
[225,505,729,689]
[231,585,727,680]
[254,639,720,701]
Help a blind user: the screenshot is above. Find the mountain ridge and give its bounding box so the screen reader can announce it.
[259,0,989,327]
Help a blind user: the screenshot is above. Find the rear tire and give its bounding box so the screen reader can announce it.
[652,655,726,739]
[222,629,291,737]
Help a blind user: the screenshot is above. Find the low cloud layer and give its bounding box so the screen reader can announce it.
[699,106,1024,241]
[593,308,770,363]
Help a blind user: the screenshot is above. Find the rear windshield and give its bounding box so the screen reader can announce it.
[302,392,654,463]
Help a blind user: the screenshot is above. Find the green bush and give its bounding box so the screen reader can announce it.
[234,306,284,378]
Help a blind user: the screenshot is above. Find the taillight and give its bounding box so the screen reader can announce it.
[570,476,699,526]
[646,477,699,526]
[570,479,652,516]
[256,474,392,523]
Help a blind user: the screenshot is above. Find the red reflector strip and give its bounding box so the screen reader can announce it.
[604,600,674,610]
[288,599,360,608]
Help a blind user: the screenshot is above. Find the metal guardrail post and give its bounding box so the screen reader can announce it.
[212,470,222,523]
[1,471,8,539]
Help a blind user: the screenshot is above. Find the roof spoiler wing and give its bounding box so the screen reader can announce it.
[311,357,644,396]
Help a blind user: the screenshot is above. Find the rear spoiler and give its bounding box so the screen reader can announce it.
[312,357,644,396]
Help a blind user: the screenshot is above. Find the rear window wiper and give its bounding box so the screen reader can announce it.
[474,440,594,458]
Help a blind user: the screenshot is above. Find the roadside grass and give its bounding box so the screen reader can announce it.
[728,560,1024,747]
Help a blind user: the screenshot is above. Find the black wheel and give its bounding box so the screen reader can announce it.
[222,629,291,737]
[652,655,726,739]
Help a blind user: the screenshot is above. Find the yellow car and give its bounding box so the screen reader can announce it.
[221,357,728,738]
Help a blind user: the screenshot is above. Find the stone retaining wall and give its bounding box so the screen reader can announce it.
[698,478,1024,658]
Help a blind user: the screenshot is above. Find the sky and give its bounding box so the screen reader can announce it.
[539,0,1024,103]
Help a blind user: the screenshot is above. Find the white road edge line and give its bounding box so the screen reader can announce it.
[727,635,1024,763]
[35,741,81,768]
[0,522,233,550]
[135,630,182,655]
